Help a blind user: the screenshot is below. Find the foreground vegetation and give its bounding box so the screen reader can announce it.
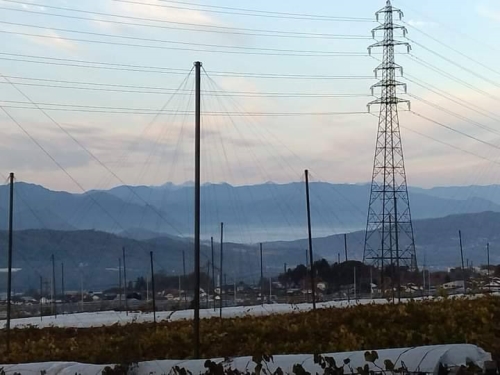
[1,296,499,364]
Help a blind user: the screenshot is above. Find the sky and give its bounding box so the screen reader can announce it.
[1,0,500,192]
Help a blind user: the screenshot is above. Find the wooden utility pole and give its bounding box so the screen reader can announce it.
[150,251,156,325]
[6,172,14,353]
[304,170,316,310]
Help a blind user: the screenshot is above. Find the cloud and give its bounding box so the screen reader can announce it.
[406,20,437,28]
[17,29,78,52]
[114,0,214,24]
[477,3,500,22]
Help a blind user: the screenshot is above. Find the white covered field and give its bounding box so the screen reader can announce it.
[1,296,438,329]
[1,345,492,375]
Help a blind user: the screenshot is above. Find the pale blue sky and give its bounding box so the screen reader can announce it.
[1,0,500,191]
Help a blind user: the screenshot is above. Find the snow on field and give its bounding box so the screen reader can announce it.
[1,294,494,329]
[0,344,492,375]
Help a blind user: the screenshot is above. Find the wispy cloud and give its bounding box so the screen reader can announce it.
[477,3,500,22]
[407,19,437,28]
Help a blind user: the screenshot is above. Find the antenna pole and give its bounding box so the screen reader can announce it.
[193,60,202,359]
[304,170,316,310]
[6,172,14,353]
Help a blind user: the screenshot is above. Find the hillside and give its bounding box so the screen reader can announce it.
[1,211,500,291]
[0,182,500,241]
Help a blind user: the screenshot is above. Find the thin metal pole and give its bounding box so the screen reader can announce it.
[182,250,187,305]
[458,230,467,294]
[487,243,491,293]
[344,233,348,262]
[260,243,264,305]
[61,262,65,314]
[51,254,57,318]
[370,267,373,299]
[304,170,316,310]
[80,271,83,312]
[39,276,43,321]
[354,266,357,302]
[219,222,224,320]
[6,172,14,353]
[193,60,202,359]
[150,251,156,324]
[118,258,122,310]
[211,237,215,311]
[122,247,128,314]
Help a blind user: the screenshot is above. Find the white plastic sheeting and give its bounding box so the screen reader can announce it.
[2,295,488,330]
[0,344,491,375]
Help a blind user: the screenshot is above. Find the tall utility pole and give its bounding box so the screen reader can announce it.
[219,222,224,320]
[344,234,348,262]
[6,172,14,353]
[150,251,156,324]
[211,236,215,310]
[118,258,122,310]
[182,250,187,305]
[304,169,316,310]
[51,254,57,318]
[61,263,65,314]
[122,247,128,313]
[193,60,202,359]
[363,1,417,279]
[260,243,264,305]
[487,243,491,293]
[458,230,467,294]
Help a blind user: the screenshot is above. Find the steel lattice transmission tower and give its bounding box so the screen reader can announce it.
[363,0,417,275]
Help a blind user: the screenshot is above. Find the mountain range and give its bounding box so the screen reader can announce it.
[1,181,500,242]
[1,210,499,292]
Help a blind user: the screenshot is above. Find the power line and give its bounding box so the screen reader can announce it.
[403,74,500,124]
[408,93,500,137]
[0,28,369,57]
[405,54,500,104]
[0,72,189,235]
[0,100,370,117]
[0,20,370,55]
[403,21,500,78]
[114,0,374,22]
[0,53,376,79]
[0,4,372,40]
[0,76,371,98]
[409,110,500,153]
